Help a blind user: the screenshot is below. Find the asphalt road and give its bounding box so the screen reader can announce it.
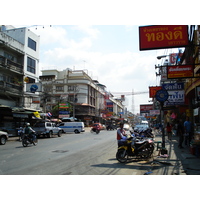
[0,129,119,175]
[0,129,157,175]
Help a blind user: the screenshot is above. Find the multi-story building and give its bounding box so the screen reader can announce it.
[39,68,123,124]
[0,25,40,110]
[0,25,40,135]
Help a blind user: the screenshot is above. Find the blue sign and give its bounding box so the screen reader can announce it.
[162,82,184,90]
[59,111,70,114]
[155,89,169,102]
[30,84,38,93]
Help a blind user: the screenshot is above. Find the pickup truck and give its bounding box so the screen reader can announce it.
[0,130,8,145]
[33,121,63,138]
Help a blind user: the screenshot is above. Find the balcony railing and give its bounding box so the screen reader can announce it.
[0,55,24,74]
[0,80,23,94]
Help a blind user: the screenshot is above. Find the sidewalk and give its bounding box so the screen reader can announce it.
[152,132,200,175]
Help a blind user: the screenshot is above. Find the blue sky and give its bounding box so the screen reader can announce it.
[10,0,192,114]
[26,25,168,114]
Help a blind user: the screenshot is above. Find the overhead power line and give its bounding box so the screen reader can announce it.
[111,91,148,96]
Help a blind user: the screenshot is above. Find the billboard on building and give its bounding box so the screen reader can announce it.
[149,86,162,98]
[166,90,185,105]
[139,25,189,51]
[169,53,183,64]
[167,65,194,79]
[26,82,42,92]
[162,82,184,90]
[140,104,153,113]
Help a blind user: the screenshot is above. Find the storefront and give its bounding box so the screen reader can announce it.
[0,106,40,136]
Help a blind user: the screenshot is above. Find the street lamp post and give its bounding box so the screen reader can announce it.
[155,89,169,154]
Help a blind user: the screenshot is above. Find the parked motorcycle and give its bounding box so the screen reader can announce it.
[116,135,154,163]
[22,132,38,147]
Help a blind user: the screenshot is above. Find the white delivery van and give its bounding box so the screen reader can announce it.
[59,122,85,134]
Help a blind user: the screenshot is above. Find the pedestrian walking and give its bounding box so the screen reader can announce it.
[177,119,184,148]
[166,122,172,141]
[184,116,192,146]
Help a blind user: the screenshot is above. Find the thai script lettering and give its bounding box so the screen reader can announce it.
[162,83,184,90]
[169,67,191,72]
[143,27,169,32]
[145,30,183,42]
[168,91,184,99]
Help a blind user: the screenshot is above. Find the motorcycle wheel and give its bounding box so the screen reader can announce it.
[33,138,38,146]
[116,149,128,163]
[58,130,62,137]
[22,140,28,147]
[96,130,100,134]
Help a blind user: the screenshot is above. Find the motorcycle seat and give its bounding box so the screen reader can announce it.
[135,140,146,144]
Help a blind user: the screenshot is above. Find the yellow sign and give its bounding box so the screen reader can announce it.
[33,111,41,119]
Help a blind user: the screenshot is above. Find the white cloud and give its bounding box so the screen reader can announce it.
[37,25,159,113]
[72,25,100,39]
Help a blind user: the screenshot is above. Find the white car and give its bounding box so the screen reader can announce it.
[33,121,63,138]
[0,130,8,145]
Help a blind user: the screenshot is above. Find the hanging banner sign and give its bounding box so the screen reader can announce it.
[139,25,189,51]
[149,86,162,98]
[149,110,160,115]
[162,82,184,90]
[167,65,194,79]
[166,90,185,105]
[140,104,153,113]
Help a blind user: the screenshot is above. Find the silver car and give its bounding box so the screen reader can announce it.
[0,130,8,145]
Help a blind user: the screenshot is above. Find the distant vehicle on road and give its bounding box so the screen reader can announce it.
[33,121,63,138]
[0,130,8,145]
[59,122,85,134]
[92,123,105,130]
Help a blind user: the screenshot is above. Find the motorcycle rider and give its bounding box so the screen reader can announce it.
[92,123,100,132]
[24,123,36,142]
[117,122,127,147]
[18,127,24,141]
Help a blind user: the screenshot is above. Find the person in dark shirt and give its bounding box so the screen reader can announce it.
[177,119,184,148]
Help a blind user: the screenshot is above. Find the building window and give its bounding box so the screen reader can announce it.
[56,86,64,91]
[28,37,36,51]
[27,57,36,74]
[4,52,15,61]
[44,87,52,92]
[68,85,78,91]
[27,77,35,83]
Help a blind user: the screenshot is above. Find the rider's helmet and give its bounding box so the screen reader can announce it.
[26,123,30,126]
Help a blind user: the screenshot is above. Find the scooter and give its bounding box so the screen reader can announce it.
[116,135,154,163]
[22,132,38,147]
[90,127,100,134]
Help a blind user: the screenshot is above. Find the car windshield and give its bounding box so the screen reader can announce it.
[33,122,45,127]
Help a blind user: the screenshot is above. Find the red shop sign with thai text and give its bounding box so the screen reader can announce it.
[139,25,189,51]
[167,65,194,79]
